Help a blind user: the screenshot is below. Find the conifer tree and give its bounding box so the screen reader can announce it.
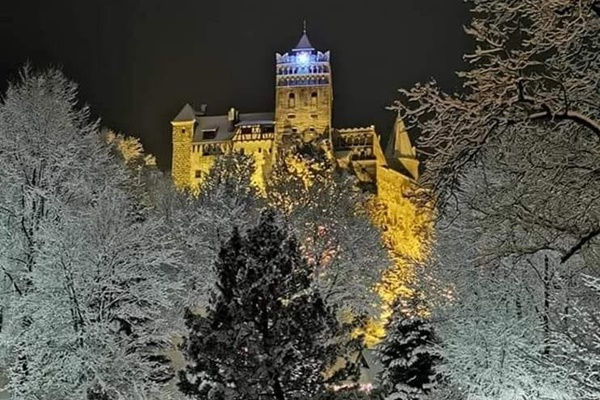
[178,210,361,400]
[377,303,441,400]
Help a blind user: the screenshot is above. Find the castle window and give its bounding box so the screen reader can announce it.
[195,170,202,178]
[262,125,275,134]
[258,147,262,153]
[311,92,318,107]
[182,128,186,133]
[288,93,295,108]
[287,114,296,119]
[241,126,252,134]
[202,129,217,140]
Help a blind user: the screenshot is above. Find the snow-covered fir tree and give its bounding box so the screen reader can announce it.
[377,302,441,400]
[178,210,361,400]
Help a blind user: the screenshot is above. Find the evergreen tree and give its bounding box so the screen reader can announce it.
[178,210,361,400]
[377,304,441,400]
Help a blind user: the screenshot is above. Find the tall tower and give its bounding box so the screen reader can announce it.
[171,103,196,189]
[274,26,333,143]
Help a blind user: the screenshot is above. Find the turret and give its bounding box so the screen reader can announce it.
[171,103,196,189]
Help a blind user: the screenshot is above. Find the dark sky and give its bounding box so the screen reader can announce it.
[0,0,470,170]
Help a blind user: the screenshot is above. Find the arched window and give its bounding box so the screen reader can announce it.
[288,93,296,108]
[311,92,318,107]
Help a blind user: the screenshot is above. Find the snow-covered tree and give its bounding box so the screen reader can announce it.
[0,67,179,399]
[396,0,600,205]
[422,123,600,399]
[149,152,262,314]
[267,140,392,317]
[552,274,600,398]
[391,2,600,398]
[377,301,441,400]
[102,128,157,172]
[314,388,381,400]
[178,210,361,400]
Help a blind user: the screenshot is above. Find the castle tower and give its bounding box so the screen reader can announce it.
[171,103,196,189]
[274,25,333,143]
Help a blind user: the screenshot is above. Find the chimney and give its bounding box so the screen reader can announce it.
[227,107,238,131]
[199,104,208,115]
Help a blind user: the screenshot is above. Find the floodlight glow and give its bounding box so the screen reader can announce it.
[297,52,310,65]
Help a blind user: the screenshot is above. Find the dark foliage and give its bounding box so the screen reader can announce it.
[178,210,361,400]
[377,305,441,400]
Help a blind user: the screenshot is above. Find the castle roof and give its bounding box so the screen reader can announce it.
[293,30,314,51]
[385,117,415,160]
[384,116,419,180]
[385,158,415,180]
[173,103,196,122]
[192,112,274,143]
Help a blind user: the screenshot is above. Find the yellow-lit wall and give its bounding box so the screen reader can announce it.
[275,85,332,137]
[171,121,194,189]
[232,139,273,192]
[182,138,274,192]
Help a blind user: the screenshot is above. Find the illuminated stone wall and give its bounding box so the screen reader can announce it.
[184,139,274,192]
[171,120,194,189]
[275,85,332,137]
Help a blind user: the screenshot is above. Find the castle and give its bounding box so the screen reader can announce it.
[171,28,419,202]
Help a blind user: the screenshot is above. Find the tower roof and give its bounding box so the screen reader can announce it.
[385,116,416,160]
[293,23,314,51]
[173,103,196,122]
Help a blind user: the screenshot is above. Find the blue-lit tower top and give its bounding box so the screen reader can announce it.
[274,25,333,141]
[275,25,331,87]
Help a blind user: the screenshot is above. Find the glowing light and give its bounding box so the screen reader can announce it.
[297,52,310,65]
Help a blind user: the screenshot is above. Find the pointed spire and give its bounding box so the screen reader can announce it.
[386,114,416,159]
[173,103,196,122]
[293,20,314,51]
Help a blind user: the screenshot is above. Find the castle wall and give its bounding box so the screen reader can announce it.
[376,165,415,246]
[275,85,332,137]
[187,139,274,190]
[171,121,194,189]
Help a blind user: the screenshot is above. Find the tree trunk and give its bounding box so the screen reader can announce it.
[542,255,550,355]
[271,372,286,400]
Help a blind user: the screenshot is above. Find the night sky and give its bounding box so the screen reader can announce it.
[0,1,470,170]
